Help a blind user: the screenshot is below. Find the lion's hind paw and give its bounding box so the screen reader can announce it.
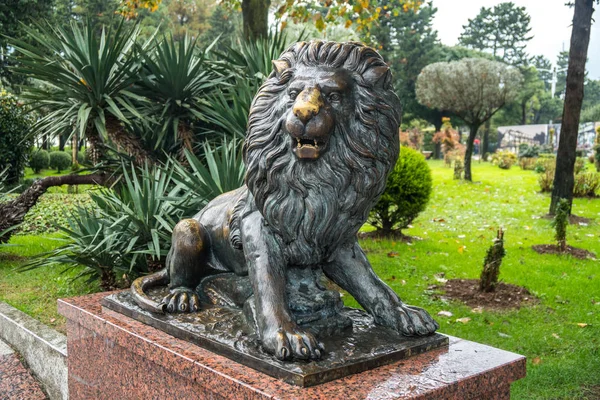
[161,288,201,313]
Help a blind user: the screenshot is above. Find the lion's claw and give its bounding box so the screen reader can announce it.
[390,304,438,337]
[162,288,200,313]
[265,325,323,361]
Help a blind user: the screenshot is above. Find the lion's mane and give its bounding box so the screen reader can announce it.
[243,41,401,266]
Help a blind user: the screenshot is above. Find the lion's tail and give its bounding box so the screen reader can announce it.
[131,268,169,314]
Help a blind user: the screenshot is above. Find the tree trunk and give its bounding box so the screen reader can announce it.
[0,173,108,243]
[550,0,594,214]
[433,118,443,159]
[59,133,66,152]
[463,124,479,181]
[105,115,155,166]
[242,0,270,40]
[482,120,491,160]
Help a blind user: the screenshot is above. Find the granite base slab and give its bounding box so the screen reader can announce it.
[58,292,526,400]
[102,290,448,387]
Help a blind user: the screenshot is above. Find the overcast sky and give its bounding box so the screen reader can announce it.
[431,0,600,80]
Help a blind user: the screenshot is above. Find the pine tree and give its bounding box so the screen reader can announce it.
[459,2,533,66]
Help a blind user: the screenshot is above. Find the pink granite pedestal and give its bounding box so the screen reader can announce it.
[58,293,526,400]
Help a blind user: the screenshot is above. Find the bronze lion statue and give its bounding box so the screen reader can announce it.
[132,41,439,361]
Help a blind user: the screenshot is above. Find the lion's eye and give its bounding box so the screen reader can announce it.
[328,92,342,103]
[289,90,299,100]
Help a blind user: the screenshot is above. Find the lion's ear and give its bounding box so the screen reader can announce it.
[363,65,392,90]
[272,60,290,78]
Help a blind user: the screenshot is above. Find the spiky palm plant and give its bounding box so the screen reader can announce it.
[134,35,223,158]
[11,21,153,164]
[199,30,294,140]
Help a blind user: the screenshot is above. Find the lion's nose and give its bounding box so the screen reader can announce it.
[293,88,324,124]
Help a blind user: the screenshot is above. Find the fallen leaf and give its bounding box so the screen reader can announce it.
[434,272,447,283]
[577,323,588,328]
[458,234,466,239]
[532,357,542,365]
[437,311,453,317]
[457,245,466,254]
[552,333,560,339]
[387,251,399,258]
[456,317,471,324]
[50,318,56,323]
[401,279,406,285]
[471,307,484,314]
[498,332,511,338]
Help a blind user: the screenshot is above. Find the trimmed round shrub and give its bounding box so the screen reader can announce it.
[0,90,33,184]
[30,150,50,173]
[48,151,72,173]
[369,147,432,234]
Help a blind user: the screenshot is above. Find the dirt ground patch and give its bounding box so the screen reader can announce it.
[434,279,539,310]
[357,230,420,242]
[541,213,592,225]
[532,244,596,260]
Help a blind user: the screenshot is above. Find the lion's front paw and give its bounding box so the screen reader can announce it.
[262,323,324,361]
[161,287,201,313]
[387,304,439,336]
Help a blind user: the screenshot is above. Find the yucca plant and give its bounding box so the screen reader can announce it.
[11,21,153,164]
[199,30,295,140]
[134,35,224,157]
[171,139,245,216]
[24,161,183,287]
[24,207,130,289]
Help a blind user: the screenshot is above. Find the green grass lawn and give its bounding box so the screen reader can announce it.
[0,235,99,333]
[1,160,599,398]
[352,160,600,399]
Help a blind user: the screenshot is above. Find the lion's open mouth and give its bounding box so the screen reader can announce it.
[293,138,327,159]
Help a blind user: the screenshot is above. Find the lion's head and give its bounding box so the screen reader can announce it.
[244,41,401,265]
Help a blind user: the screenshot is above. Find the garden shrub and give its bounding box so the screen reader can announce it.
[453,159,463,180]
[0,90,33,184]
[518,144,540,159]
[479,229,505,293]
[552,198,569,252]
[30,150,50,173]
[48,151,72,173]
[574,157,586,175]
[573,172,600,198]
[369,147,432,235]
[535,154,555,173]
[491,150,517,169]
[519,157,537,170]
[594,126,600,172]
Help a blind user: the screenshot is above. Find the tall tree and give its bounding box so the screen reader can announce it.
[0,0,54,88]
[550,0,597,214]
[73,0,121,35]
[369,1,440,125]
[459,2,532,66]
[532,55,553,92]
[416,58,522,181]
[555,50,569,99]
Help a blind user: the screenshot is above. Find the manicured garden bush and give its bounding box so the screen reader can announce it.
[572,172,600,197]
[0,90,33,184]
[29,150,50,173]
[491,150,517,169]
[48,151,72,173]
[519,157,537,170]
[369,147,432,235]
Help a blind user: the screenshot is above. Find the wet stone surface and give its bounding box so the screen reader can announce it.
[103,290,448,387]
